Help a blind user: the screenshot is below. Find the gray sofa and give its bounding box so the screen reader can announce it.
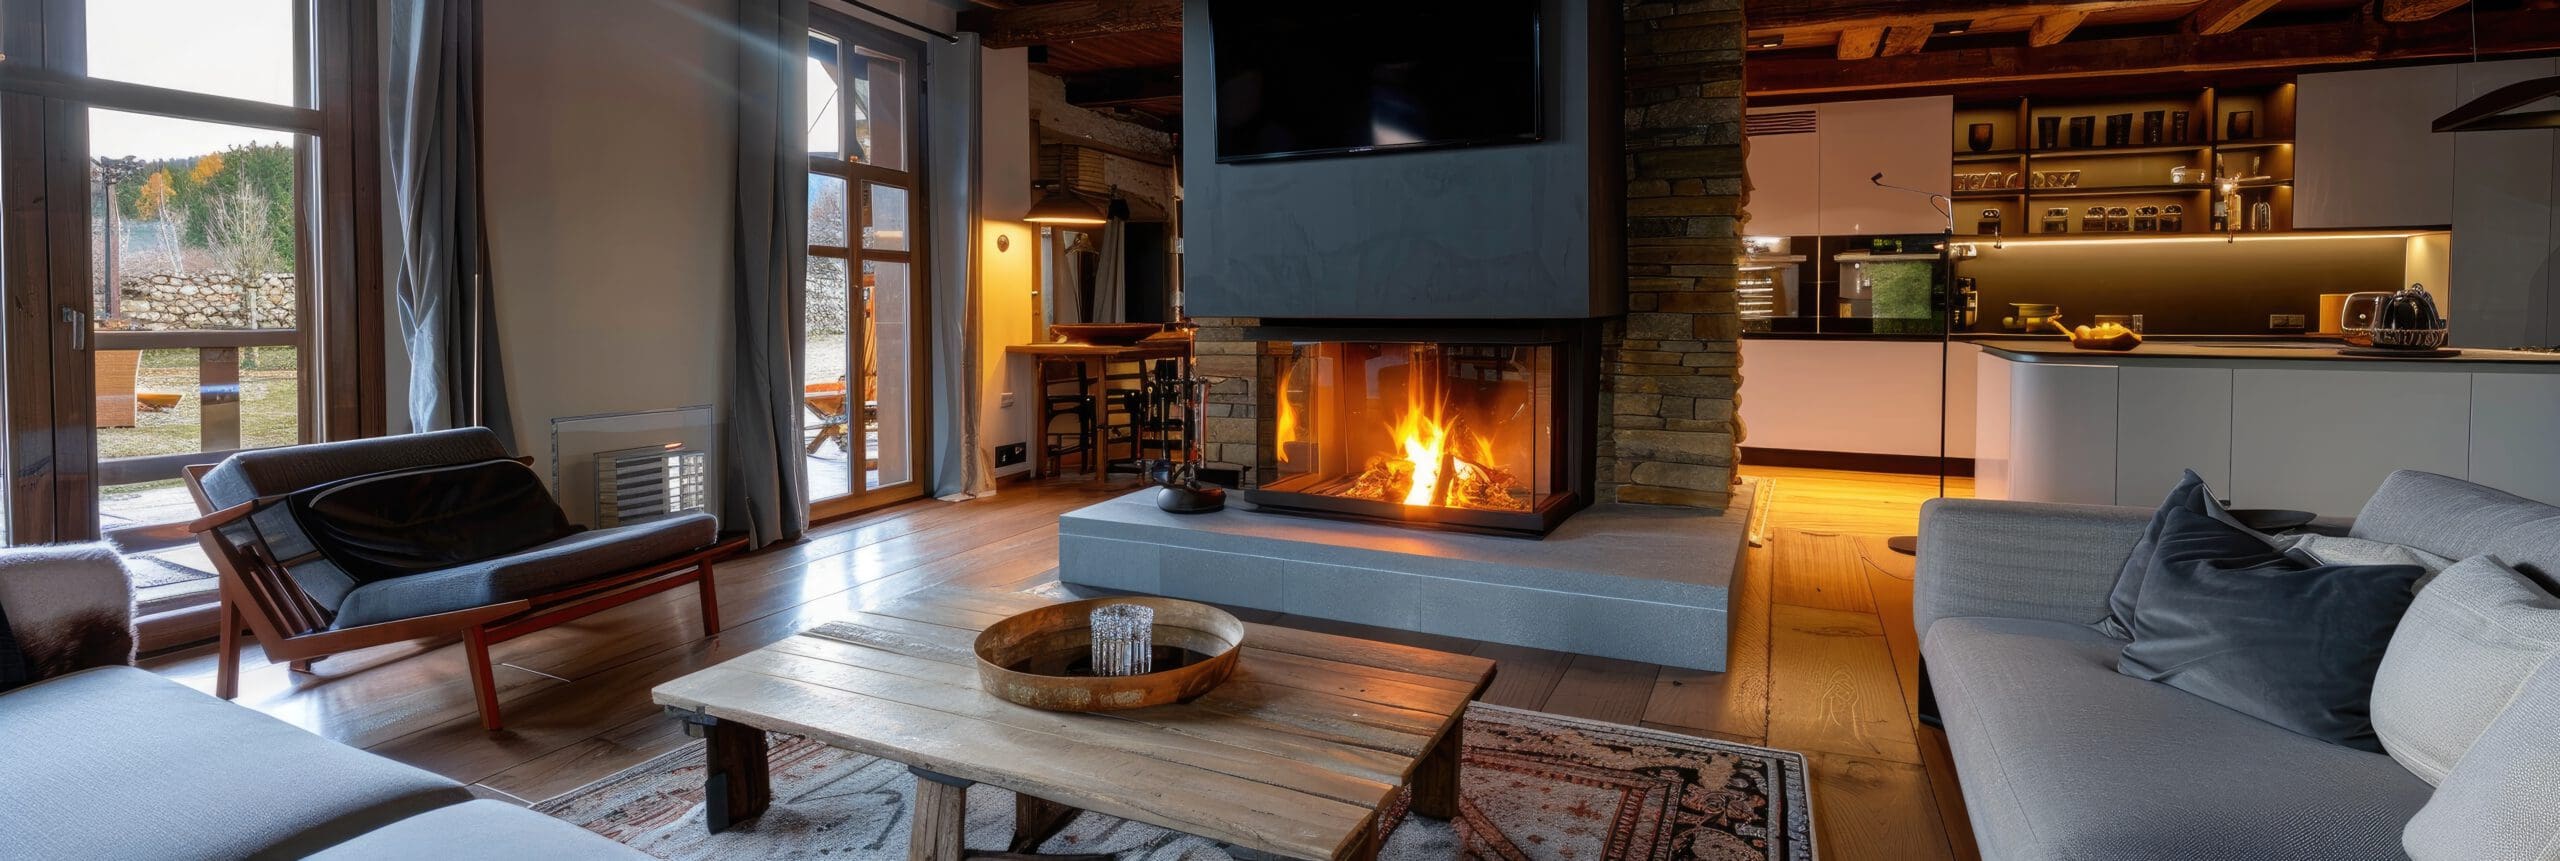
[0,547,647,860]
[1916,470,2560,861]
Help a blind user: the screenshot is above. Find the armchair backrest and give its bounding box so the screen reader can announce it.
[0,543,136,686]
[2353,470,2560,587]
[194,428,514,620]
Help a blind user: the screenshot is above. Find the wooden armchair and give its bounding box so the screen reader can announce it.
[183,428,746,731]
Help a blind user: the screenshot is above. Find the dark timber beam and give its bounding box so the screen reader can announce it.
[2185,0,2286,35]
[1750,8,2560,96]
[1063,66,1182,109]
[1747,0,2176,32]
[2381,0,2469,22]
[1836,26,1885,60]
[1881,25,1932,56]
[961,0,1181,49]
[2029,11,2090,46]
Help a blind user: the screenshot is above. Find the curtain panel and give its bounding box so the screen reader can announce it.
[929,35,993,500]
[724,0,812,546]
[387,0,513,443]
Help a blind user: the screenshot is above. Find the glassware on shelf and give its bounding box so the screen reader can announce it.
[1968,123,1995,153]
[1090,603,1155,677]
[2251,200,2275,231]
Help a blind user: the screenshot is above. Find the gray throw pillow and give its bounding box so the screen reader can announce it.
[2372,554,2560,784]
[2274,534,2458,588]
[2096,470,2262,639]
[2403,655,2560,861]
[2117,506,2427,751]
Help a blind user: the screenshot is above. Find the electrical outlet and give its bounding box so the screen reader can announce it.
[2270,313,2307,330]
[999,391,1017,408]
[995,443,1027,467]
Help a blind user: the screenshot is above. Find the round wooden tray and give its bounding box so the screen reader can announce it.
[973,596,1244,712]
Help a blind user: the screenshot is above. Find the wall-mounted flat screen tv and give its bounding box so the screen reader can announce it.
[1209,0,1543,164]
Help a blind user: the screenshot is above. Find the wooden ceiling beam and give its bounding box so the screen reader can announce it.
[1748,0,2178,32]
[1880,25,1932,56]
[2380,0,2469,22]
[2185,0,2286,35]
[961,0,1181,49]
[1836,27,1885,60]
[2029,11,2090,46]
[1749,6,2560,96]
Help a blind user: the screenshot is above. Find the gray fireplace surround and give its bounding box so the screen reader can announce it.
[1055,482,1754,671]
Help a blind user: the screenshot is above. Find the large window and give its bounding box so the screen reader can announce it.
[0,0,380,643]
[802,9,927,518]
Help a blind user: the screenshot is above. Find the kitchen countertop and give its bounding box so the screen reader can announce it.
[1974,338,2560,368]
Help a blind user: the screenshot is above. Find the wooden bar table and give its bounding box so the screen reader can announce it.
[1004,339,1190,484]
[654,587,1494,861]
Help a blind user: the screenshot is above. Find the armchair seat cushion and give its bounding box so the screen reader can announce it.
[331,513,718,630]
[0,666,472,861]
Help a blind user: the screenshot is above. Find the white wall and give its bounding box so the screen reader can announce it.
[980,48,1038,479]
[1739,340,1978,459]
[479,0,740,475]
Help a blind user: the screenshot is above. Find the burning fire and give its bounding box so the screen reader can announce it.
[1346,395,1529,512]
[1274,363,1298,464]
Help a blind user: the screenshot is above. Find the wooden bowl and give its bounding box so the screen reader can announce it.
[1050,323,1164,346]
[974,596,1244,712]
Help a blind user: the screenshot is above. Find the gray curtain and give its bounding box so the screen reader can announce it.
[1091,200,1129,324]
[723,0,810,546]
[928,35,993,500]
[387,0,512,442]
[1053,235,1086,326]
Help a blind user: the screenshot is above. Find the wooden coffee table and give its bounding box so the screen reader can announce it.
[653,587,1495,861]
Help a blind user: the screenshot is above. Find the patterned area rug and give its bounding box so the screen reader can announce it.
[536,703,1813,860]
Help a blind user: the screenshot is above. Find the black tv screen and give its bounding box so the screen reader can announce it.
[1209,0,1543,163]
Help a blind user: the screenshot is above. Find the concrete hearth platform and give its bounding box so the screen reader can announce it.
[1057,481,1754,671]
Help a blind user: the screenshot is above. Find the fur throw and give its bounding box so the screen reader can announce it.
[0,543,135,690]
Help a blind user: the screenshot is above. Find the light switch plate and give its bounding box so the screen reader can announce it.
[2269,314,2307,329]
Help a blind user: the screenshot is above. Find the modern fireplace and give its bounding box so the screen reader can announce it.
[1247,322,1596,536]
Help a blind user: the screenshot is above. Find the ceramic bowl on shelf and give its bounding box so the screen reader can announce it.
[1050,323,1164,346]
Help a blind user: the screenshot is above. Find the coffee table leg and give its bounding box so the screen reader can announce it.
[1012,794,1083,853]
[688,714,770,834]
[909,767,973,861]
[1410,720,1463,821]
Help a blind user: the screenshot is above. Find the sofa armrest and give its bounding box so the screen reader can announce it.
[0,543,137,678]
[1914,498,2150,640]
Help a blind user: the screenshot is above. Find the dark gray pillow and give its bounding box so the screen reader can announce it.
[2117,506,2426,752]
[2096,470,2262,639]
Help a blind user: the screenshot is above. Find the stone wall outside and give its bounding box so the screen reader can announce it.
[115,272,295,330]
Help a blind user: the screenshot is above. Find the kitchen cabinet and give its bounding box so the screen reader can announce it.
[2448,57,2560,349]
[2229,368,2471,513]
[1978,342,2560,516]
[1737,340,1977,458]
[1816,97,1954,236]
[2297,65,2457,229]
[1744,96,1951,238]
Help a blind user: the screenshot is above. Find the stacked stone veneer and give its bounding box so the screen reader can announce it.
[115,272,296,329]
[1191,1,1745,511]
[1603,0,1745,510]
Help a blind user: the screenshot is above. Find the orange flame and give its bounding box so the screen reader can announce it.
[1274,362,1299,464]
[1388,397,1453,506]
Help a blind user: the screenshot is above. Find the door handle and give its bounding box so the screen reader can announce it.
[60,306,84,351]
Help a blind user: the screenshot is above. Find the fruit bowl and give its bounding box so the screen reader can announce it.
[1050,323,1164,346]
[2049,319,2142,351]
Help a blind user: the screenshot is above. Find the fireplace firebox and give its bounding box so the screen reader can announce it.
[1248,323,1596,536]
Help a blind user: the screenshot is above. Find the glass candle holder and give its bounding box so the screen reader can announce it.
[1090,604,1154,677]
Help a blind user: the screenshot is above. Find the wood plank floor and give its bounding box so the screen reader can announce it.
[142,465,1979,858]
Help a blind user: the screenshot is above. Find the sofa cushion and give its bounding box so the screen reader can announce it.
[289,458,580,585]
[2402,655,2560,861]
[2372,554,2560,784]
[2274,533,2457,583]
[2097,470,2257,639]
[2353,469,2560,563]
[200,428,515,614]
[1927,616,2433,861]
[0,665,472,860]
[2117,506,2426,752]
[304,800,645,860]
[331,512,719,630]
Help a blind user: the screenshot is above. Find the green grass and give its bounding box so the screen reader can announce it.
[98,346,303,465]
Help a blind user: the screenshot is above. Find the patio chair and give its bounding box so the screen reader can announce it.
[182,428,745,731]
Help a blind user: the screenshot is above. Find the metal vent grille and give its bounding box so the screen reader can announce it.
[1745,110,1816,136]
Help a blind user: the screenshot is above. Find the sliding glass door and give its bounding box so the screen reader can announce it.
[0,0,377,643]
[803,8,928,519]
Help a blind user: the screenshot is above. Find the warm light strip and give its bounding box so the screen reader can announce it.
[1966,231,2445,250]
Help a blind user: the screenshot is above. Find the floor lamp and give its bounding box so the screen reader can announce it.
[1868,173,1957,557]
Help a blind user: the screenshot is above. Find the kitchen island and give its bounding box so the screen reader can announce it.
[1974,339,2560,515]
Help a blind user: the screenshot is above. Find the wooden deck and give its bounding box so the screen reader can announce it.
[141,465,1979,860]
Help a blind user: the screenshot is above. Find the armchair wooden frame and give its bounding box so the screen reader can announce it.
[182,460,748,731]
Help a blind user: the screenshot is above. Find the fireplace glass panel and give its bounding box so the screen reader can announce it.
[1265,341,1555,517]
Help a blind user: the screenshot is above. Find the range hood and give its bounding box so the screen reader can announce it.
[2433,76,2560,133]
